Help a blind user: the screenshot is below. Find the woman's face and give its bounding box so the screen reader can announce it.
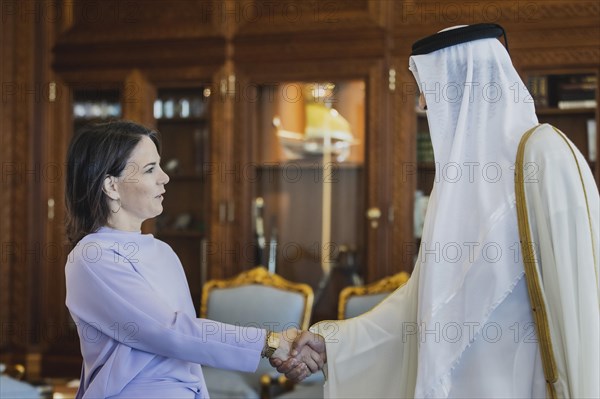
[111,136,169,230]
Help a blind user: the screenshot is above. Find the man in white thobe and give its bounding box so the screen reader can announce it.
[274,23,599,399]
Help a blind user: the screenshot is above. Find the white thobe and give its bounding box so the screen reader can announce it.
[313,124,599,398]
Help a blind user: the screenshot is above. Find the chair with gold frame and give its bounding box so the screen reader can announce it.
[338,271,410,320]
[277,271,411,399]
[200,266,313,399]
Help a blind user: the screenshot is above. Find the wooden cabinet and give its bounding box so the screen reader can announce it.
[525,71,598,185]
[153,86,212,309]
[237,79,373,321]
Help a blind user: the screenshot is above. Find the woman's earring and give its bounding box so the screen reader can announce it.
[111,199,121,213]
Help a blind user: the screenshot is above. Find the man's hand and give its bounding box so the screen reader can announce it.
[270,330,327,382]
[269,328,299,362]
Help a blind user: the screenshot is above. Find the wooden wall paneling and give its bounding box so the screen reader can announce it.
[229,67,254,276]
[233,0,388,63]
[11,0,36,362]
[235,0,388,35]
[53,1,228,73]
[0,0,53,379]
[35,0,69,379]
[65,0,225,43]
[233,27,385,64]
[0,0,17,365]
[364,59,394,282]
[122,69,157,126]
[203,1,236,283]
[392,1,600,59]
[41,75,82,378]
[205,61,237,281]
[53,37,226,72]
[390,58,418,276]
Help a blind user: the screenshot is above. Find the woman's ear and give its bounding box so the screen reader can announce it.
[103,175,119,201]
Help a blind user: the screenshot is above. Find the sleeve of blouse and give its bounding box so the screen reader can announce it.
[65,244,265,372]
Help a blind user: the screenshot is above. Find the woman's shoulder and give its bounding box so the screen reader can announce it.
[66,228,179,271]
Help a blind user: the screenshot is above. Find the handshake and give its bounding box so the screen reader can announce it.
[267,329,327,383]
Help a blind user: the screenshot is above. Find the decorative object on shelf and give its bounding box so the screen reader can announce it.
[163,158,180,174]
[527,75,548,108]
[556,74,596,109]
[413,190,429,239]
[528,73,597,110]
[153,99,163,119]
[253,197,266,266]
[173,213,192,230]
[588,119,597,162]
[73,100,121,119]
[155,92,206,120]
[267,223,278,274]
[163,97,175,118]
[275,102,359,162]
[191,97,205,117]
[336,245,362,287]
[178,98,190,118]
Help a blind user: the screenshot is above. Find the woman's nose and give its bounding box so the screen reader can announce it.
[159,168,170,185]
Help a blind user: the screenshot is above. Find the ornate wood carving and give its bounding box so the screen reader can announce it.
[394,1,599,30]
[513,48,600,69]
[235,0,386,35]
[53,37,226,72]
[234,28,385,63]
[391,1,600,70]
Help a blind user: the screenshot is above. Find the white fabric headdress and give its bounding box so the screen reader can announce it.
[409,37,538,397]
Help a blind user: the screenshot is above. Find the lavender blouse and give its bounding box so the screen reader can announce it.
[65,227,265,398]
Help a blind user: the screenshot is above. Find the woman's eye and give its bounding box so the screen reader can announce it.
[146,167,154,174]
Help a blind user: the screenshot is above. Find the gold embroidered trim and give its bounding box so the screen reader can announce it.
[550,126,599,290]
[515,124,557,399]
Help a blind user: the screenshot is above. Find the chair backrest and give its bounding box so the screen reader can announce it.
[200,266,314,331]
[338,271,410,320]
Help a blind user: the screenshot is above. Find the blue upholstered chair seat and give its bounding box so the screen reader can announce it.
[200,267,313,399]
[202,367,261,399]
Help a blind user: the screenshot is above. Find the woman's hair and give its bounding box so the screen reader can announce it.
[65,121,161,246]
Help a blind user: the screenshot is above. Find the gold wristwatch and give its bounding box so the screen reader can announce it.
[262,331,280,358]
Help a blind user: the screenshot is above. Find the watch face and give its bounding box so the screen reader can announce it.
[268,336,279,350]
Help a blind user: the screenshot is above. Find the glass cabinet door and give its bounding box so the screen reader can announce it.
[153,86,211,309]
[248,80,366,319]
[72,88,122,128]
